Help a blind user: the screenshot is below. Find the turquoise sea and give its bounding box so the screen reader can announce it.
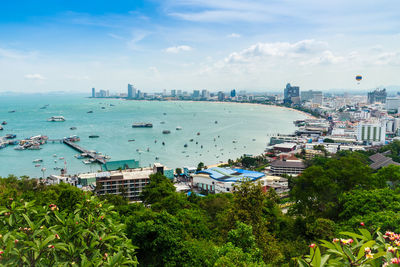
[0,94,307,178]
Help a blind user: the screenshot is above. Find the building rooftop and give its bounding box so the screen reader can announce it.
[369,153,400,170]
[270,160,305,168]
[196,167,265,182]
[101,159,140,171]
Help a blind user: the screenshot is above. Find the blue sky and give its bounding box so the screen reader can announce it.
[0,0,399,93]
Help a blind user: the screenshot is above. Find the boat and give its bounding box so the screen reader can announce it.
[83,160,91,164]
[35,164,41,167]
[189,139,194,142]
[184,144,188,148]
[89,135,99,138]
[110,104,115,106]
[70,127,77,130]
[162,142,165,146]
[14,145,24,150]
[53,167,61,170]
[128,139,135,142]
[8,110,16,113]
[1,121,7,125]
[215,121,218,124]
[32,159,43,163]
[252,139,256,141]
[233,140,238,143]
[87,111,93,113]
[176,126,182,130]
[160,121,165,124]
[59,157,64,160]
[53,154,57,157]
[132,123,153,128]
[54,160,57,163]
[162,130,171,134]
[163,113,167,115]
[5,134,16,139]
[101,107,105,109]
[47,116,65,122]
[0,126,3,131]
[197,132,200,135]
[28,145,41,150]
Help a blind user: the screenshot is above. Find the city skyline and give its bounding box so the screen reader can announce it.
[0,0,399,93]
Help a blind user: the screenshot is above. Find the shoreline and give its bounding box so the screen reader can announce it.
[119,98,318,120]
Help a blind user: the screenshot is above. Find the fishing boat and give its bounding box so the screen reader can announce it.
[87,111,93,113]
[162,130,171,134]
[32,159,43,163]
[184,144,188,148]
[89,135,99,138]
[70,127,77,130]
[189,139,194,142]
[47,116,65,122]
[176,126,182,130]
[132,123,153,128]
[8,110,16,113]
[128,139,135,142]
[35,164,41,167]
[1,121,7,125]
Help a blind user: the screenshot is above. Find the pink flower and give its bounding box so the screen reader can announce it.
[332,238,339,243]
[0,251,4,255]
[360,222,365,226]
[14,239,18,244]
[309,243,316,249]
[55,234,60,239]
[48,245,55,249]
[391,258,400,264]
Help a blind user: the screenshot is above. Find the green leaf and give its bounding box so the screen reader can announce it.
[356,240,375,260]
[358,228,372,240]
[320,254,330,266]
[342,245,356,262]
[312,246,321,267]
[339,231,364,240]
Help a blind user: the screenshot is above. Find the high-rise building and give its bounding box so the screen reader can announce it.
[171,90,176,97]
[193,90,200,98]
[218,91,225,101]
[230,89,236,98]
[201,89,208,99]
[301,90,323,105]
[386,97,400,112]
[128,84,135,98]
[99,90,107,98]
[368,88,387,104]
[92,88,96,98]
[284,83,300,104]
[177,90,182,96]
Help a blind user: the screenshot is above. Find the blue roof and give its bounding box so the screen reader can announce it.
[196,167,265,182]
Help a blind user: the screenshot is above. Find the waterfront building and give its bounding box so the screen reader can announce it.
[95,163,172,201]
[301,90,323,105]
[171,89,176,97]
[192,167,286,194]
[101,159,140,171]
[193,90,200,99]
[99,90,107,98]
[128,84,136,98]
[201,89,209,99]
[92,88,96,98]
[356,120,386,144]
[177,90,182,96]
[367,88,387,104]
[217,91,225,101]
[230,89,236,98]
[284,83,300,105]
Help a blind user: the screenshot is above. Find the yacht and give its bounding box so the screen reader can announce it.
[132,123,153,128]
[47,116,65,122]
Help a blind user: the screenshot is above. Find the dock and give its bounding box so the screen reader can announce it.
[63,139,107,164]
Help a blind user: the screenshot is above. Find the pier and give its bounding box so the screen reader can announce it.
[63,139,107,164]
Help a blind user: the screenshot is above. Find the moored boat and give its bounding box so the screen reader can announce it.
[132,123,153,128]
[162,130,171,134]
[89,135,99,138]
[47,116,65,122]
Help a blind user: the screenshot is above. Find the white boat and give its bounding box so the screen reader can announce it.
[59,157,64,160]
[83,160,91,164]
[47,116,65,122]
[176,126,182,130]
[32,159,43,163]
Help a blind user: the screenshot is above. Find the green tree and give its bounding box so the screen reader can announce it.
[140,172,176,204]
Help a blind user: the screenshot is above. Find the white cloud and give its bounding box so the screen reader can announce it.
[224,39,327,64]
[24,74,46,80]
[165,45,193,53]
[227,33,241,38]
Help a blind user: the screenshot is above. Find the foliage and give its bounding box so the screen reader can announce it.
[0,194,137,266]
[140,172,176,204]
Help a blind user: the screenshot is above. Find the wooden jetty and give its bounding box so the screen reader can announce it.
[63,139,106,164]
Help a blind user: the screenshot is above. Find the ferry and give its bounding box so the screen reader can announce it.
[162,130,171,134]
[47,116,65,122]
[132,123,153,128]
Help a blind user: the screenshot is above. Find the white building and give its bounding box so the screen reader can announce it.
[356,120,386,144]
[386,97,400,112]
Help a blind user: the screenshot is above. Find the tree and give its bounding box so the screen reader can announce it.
[175,168,182,175]
[241,157,256,168]
[140,172,176,204]
[197,162,205,171]
[375,164,400,188]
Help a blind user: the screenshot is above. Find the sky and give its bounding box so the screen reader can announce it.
[0,0,400,93]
